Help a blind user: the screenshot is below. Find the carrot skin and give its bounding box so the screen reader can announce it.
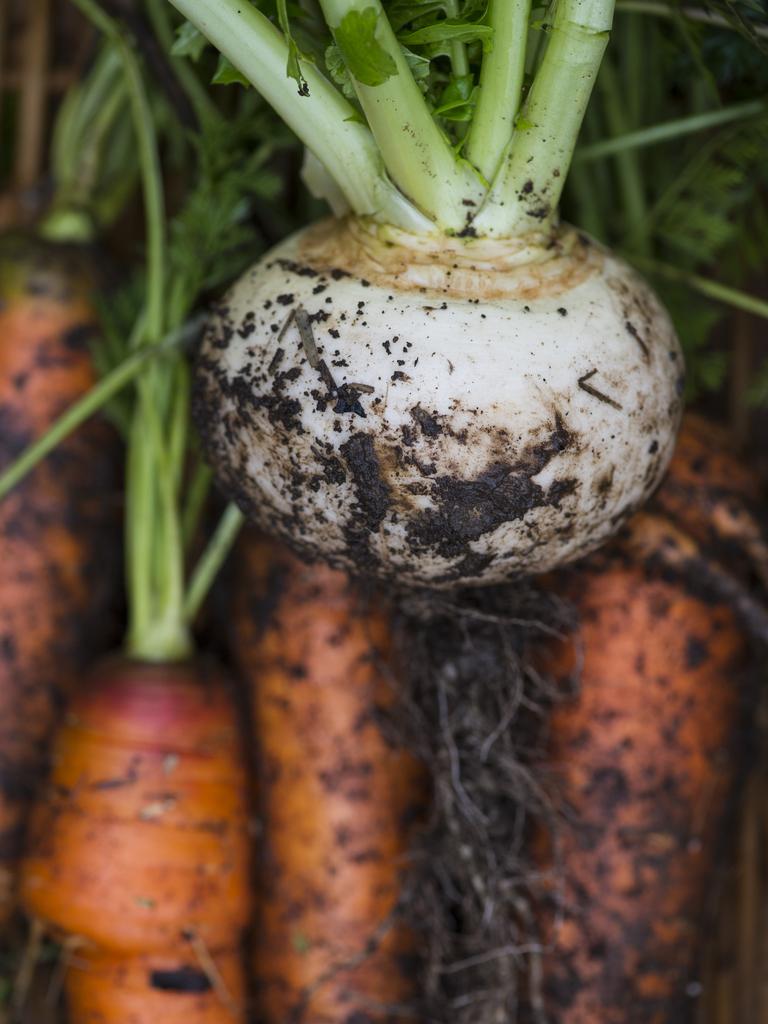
[651,412,767,582]
[231,536,424,1024]
[21,659,251,955]
[20,658,251,1022]
[0,235,120,922]
[65,948,247,1024]
[534,420,756,1024]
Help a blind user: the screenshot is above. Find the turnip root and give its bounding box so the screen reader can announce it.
[174,0,683,584]
[196,218,682,586]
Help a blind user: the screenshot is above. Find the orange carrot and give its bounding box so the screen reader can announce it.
[20,658,251,1022]
[230,534,424,1023]
[0,235,120,924]
[64,948,246,1024]
[532,417,757,1023]
[651,412,768,586]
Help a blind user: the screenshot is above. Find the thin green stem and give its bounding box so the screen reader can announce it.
[168,360,190,496]
[50,45,121,197]
[319,0,482,228]
[566,160,606,240]
[145,0,220,124]
[40,44,130,241]
[465,0,532,182]
[181,462,212,549]
[566,83,609,239]
[126,360,192,662]
[72,0,195,661]
[616,0,768,38]
[155,378,190,656]
[622,15,642,128]
[167,0,430,230]
[71,0,166,342]
[475,0,614,237]
[183,504,244,622]
[43,81,129,241]
[631,257,768,321]
[125,401,155,656]
[575,98,767,161]
[598,59,648,251]
[444,0,470,79]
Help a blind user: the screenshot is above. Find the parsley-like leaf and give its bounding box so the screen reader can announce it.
[325,43,357,99]
[211,55,251,88]
[335,8,398,87]
[400,19,493,52]
[170,21,207,62]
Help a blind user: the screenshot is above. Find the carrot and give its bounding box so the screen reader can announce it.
[64,948,246,1024]
[532,419,757,1023]
[651,412,768,589]
[0,234,119,925]
[20,658,251,1022]
[230,533,424,1023]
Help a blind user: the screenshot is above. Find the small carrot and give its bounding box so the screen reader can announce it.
[0,234,120,925]
[230,533,425,1023]
[20,658,251,1021]
[532,417,757,1023]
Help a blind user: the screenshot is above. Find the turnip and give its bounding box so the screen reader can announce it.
[173,0,684,587]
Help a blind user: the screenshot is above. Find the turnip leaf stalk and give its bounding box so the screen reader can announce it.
[464,0,532,182]
[474,0,613,234]
[169,0,687,586]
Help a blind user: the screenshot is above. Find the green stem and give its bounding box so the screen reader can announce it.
[167,0,429,230]
[631,257,768,321]
[42,79,129,241]
[475,0,614,236]
[182,461,212,548]
[126,359,192,662]
[566,161,606,240]
[145,0,220,124]
[465,0,532,182]
[50,46,121,188]
[71,0,166,343]
[183,504,244,622]
[155,376,191,656]
[575,98,767,161]
[615,0,768,38]
[168,360,190,497]
[72,0,194,662]
[598,59,648,251]
[125,399,156,656]
[622,15,643,128]
[444,0,470,79]
[40,44,131,241]
[319,0,482,228]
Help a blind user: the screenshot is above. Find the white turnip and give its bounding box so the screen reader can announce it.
[174,0,684,586]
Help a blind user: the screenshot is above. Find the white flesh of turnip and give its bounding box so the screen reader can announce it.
[195,217,683,587]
